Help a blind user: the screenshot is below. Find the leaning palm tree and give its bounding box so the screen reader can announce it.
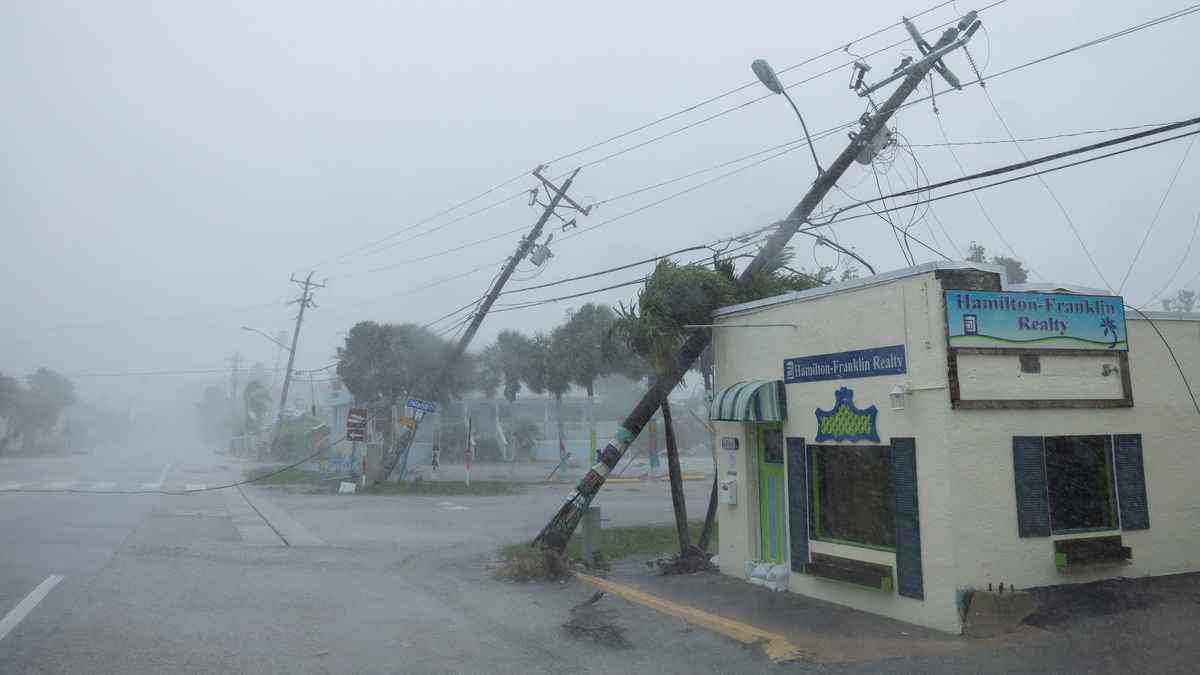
[609,260,737,556]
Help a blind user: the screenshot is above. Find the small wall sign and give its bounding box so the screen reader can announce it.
[815,387,880,443]
[784,345,906,384]
[721,436,739,451]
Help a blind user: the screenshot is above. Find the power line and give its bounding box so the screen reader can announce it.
[981,86,1113,291]
[307,1,1000,270]
[933,111,1030,273]
[319,6,1200,287]
[908,121,1175,147]
[811,128,1200,235]
[1116,133,1197,293]
[1140,209,1200,309]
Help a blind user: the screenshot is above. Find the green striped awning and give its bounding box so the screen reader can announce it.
[709,380,788,422]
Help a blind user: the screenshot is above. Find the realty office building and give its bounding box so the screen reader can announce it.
[708,261,1200,633]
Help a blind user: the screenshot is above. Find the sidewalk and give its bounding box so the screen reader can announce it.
[590,562,1036,665]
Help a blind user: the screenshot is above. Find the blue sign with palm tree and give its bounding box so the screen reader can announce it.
[945,290,1127,351]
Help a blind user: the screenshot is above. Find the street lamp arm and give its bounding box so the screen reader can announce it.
[241,326,293,353]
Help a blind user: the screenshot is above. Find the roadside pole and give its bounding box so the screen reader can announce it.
[269,272,324,458]
[372,166,589,485]
[537,12,982,548]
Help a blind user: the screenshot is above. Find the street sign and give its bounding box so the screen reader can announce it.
[406,398,437,414]
[346,407,368,442]
[396,415,417,429]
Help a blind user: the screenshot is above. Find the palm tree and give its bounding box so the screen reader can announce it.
[610,260,737,555]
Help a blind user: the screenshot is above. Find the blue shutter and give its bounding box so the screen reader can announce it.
[786,437,808,573]
[891,437,923,600]
[1012,436,1051,537]
[1115,434,1149,530]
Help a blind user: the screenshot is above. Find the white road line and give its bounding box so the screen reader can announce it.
[436,501,455,506]
[45,481,73,490]
[93,482,116,490]
[184,483,206,492]
[445,505,471,511]
[139,482,161,491]
[0,483,24,491]
[0,575,64,642]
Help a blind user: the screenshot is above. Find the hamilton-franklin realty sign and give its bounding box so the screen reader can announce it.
[784,345,906,384]
[945,290,1127,351]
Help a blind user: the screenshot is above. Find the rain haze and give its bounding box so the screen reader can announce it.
[3,1,1200,672]
[3,0,1197,405]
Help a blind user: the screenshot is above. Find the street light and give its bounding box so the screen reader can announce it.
[751,58,823,176]
[241,326,293,353]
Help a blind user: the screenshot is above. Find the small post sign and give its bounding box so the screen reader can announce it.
[346,407,368,442]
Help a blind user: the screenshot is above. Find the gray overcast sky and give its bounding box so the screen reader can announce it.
[3,0,1199,406]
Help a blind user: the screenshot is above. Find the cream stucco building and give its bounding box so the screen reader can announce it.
[709,261,1200,634]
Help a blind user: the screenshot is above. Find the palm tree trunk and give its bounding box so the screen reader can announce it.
[698,363,718,551]
[660,400,690,554]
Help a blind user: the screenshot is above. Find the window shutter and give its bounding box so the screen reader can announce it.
[891,437,923,599]
[1012,436,1051,537]
[1114,434,1149,530]
[785,437,808,573]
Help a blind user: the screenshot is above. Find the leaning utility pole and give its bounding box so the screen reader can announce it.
[374,166,590,484]
[537,11,982,548]
[269,272,325,457]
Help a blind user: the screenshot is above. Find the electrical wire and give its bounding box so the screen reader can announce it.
[1124,305,1200,415]
[981,87,1112,291]
[315,8,1200,288]
[309,1,984,271]
[809,128,1200,234]
[1116,133,1197,293]
[908,122,1176,148]
[1140,210,1200,309]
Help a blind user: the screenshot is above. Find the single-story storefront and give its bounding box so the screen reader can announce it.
[709,261,1200,634]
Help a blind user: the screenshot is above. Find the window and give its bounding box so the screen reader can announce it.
[1045,435,1117,533]
[762,428,783,464]
[808,444,895,550]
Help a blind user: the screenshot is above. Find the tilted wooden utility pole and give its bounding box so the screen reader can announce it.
[372,166,590,484]
[537,12,982,548]
[269,272,324,457]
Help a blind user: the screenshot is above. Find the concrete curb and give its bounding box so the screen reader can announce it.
[575,573,809,664]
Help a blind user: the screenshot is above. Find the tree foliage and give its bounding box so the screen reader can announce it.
[242,380,271,432]
[494,330,534,402]
[336,321,474,405]
[559,303,617,397]
[966,241,1029,284]
[1162,289,1197,314]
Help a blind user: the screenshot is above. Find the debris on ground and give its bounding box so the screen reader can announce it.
[654,545,715,575]
[493,545,573,582]
[561,591,630,648]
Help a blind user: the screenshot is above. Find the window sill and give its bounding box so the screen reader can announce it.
[806,553,894,593]
[1054,535,1132,572]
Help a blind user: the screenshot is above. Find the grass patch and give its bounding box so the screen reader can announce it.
[496,520,719,580]
[566,520,718,561]
[362,479,522,497]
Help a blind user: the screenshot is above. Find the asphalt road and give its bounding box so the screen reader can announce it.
[4,445,1196,673]
[0,445,747,674]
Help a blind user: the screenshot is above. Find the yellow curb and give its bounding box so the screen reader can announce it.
[605,477,642,484]
[575,573,810,664]
[659,473,707,481]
